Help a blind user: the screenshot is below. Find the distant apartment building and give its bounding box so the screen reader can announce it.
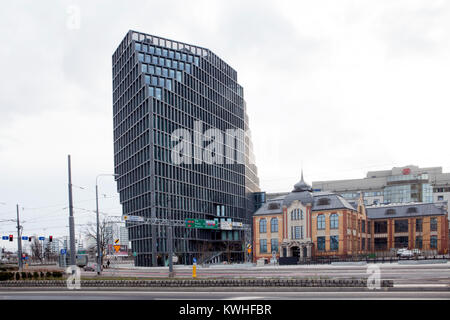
[312,165,450,205]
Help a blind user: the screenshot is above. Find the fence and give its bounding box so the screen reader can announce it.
[294,254,450,265]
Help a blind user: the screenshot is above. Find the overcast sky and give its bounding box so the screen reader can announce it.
[1,0,449,249]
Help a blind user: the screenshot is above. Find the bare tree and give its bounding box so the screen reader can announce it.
[30,237,43,263]
[82,216,114,267]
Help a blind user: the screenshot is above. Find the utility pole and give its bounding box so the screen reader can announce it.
[168,196,174,277]
[16,204,23,271]
[95,173,118,275]
[67,155,76,266]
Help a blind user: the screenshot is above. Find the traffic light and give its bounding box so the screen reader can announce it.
[28,236,32,242]
[9,235,13,242]
[49,236,53,242]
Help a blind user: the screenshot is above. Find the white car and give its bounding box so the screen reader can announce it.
[398,249,414,258]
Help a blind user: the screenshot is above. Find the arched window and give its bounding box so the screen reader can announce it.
[330,213,338,229]
[271,218,278,233]
[259,219,267,233]
[317,214,325,230]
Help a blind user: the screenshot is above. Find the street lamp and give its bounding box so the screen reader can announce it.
[95,173,119,275]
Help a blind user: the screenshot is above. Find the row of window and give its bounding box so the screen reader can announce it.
[259,239,278,253]
[317,236,339,251]
[135,41,200,66]
[373,218,438,234]
[143,63,183,81]
[139,55,192,74]
[291,226,304,239]
[291,208,303,220]
[260,235,439,254]
[374,236,438,250]
[317,213,339,230]
[259,218,278,233]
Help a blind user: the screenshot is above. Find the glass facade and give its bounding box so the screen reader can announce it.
[112,31,260,266]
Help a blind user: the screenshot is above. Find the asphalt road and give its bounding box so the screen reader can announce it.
[0,290,449,300]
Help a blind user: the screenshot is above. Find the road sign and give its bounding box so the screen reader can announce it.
[133,252,137,257]
[123,215,144,222]
[172,255,178,263]
[185,219,218,229]
[114,239,119,244]
[22,236,28,240]
[232,222,243,228]
[39,237,45,241]
[220,221,232,230]
[2,236,8,240]
[60,249,67,255]
[113,245,121,253]
[193,258,197,263]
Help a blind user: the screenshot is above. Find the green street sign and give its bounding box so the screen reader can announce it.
[185,218,218,229]
[133,252,137,257]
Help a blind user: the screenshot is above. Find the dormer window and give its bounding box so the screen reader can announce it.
[318,198,330,206]
[385,208,396,215]
[407,207,417,214]
[268,203,280,210]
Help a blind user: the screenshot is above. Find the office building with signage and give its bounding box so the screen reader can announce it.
[112,30,260,266]
[312,165,450,205]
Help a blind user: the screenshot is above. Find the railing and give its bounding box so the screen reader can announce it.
[295,254,450,265]
[198,251,223,265]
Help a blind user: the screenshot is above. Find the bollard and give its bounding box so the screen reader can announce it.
[192,263,197,278]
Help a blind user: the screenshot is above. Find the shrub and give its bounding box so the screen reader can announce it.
[45,271,51,279]
[21,272,27,279]
[27,272,32,279]
[40,272,45,279]
[52,271,63,278]
[15,272,20,280]
[0,272,14,281]
[33,272,39,280]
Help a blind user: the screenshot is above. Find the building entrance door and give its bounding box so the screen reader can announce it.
[292,246,300,258]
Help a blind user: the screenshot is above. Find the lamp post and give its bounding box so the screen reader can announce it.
[95,173,118,275]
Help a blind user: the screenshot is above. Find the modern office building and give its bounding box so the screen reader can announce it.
[112,30,260,266]
[312,165,450,205]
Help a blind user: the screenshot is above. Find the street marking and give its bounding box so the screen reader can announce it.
[394,284,448,288]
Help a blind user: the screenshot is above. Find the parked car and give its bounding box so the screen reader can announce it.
[83,263,97,272]
[397,249,414,258]
[411,249,421,256]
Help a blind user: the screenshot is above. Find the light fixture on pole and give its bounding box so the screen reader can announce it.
[95,173,119,275]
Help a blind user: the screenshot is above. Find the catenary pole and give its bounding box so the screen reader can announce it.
[16,204,23,271]
[68,155,76,266]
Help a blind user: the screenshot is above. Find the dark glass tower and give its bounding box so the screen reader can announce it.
[112,30,260,266]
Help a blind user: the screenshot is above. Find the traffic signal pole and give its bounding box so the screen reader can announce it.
[16,204,23,271]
